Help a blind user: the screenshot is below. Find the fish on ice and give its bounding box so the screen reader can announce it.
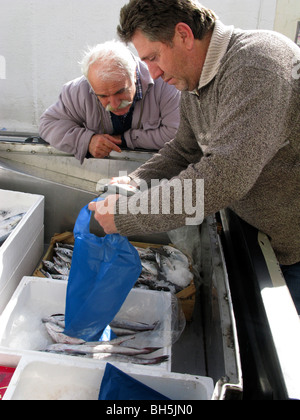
[0,212,26,246]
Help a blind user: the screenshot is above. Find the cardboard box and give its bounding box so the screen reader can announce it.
[0,190,44,313]
[3,354,214,400]
[0,277,172,371]
[35,234,196,321]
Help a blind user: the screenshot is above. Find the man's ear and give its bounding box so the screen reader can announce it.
[174,22,195,50]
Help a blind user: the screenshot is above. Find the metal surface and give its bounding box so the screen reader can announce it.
[0,141,154,193]
[220,209,300,400]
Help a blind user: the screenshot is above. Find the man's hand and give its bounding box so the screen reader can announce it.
[89,134,122,158]
[88,195,119,234]
[110,175,138,188]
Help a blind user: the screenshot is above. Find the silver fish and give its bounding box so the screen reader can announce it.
[40,269,53,279]
[54,250,72,265]
[51,274,69,281]
[42,314,65,328]
[56,242,74,250]
[45,343,157,356]
[110,319,157,332]
[55,247,73,259]
[53,264,70,276]
[0,213,26,245]
[135,278,176,293]
[135,247,157,261]
[86,353,169,365]
[110,326,137,336]
[52,255,65,267]
[141,260,159,277]
[162,245,190,266]
[42,260,60,275]
[0,210,9,218]
[44,322,85,345]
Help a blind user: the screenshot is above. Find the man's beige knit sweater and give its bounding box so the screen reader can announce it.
[115,21,300,266]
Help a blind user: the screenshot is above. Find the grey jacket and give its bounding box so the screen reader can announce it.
[39,58,181,163]
[115,21,300,265]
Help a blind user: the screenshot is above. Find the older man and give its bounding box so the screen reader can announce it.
[89,0,300,313]
[39,40,181,163]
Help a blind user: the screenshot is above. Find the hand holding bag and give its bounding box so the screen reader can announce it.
[64,199,142,342]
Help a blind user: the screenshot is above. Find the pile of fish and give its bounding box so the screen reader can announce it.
[41,314,168,366]
[0,210,26,247]
[40,242,193,295]
[40,243,74,281]
[134,245,193,294]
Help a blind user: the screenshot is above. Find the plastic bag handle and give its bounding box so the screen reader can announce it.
[73,197,103,237]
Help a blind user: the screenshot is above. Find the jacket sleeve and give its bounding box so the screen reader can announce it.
[39,80,96,164]
[123,81,181,150]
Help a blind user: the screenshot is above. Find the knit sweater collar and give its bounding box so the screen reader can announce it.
[196,20,234,91]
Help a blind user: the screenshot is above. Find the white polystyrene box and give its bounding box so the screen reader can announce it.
[3,354,214,400]
[0,277,172,371]
[0,226,44,314]
[0,190,44,311]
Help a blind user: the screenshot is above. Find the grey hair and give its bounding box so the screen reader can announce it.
[80,40,137,83]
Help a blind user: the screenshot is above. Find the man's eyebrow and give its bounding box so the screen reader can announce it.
[140,54,152,62]
[96,87,126,98]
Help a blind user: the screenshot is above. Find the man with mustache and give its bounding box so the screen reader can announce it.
[39,40,181,162]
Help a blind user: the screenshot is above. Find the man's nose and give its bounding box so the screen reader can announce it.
[108,96,121,110]
[147,62,164,80]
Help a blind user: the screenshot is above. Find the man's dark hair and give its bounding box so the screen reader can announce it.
[117,0,217,44]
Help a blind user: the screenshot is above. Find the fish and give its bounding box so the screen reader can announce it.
[0,210,9,218]
[41,242,73,279]
[42,315,138,346]
[51,274,69,281]
[134,245,193,292]
[55,247,73,259]
[56,242,74,251]
[162,245,190,266]
[85,353,169,365]
[135,278,176,294]
[42,314,65,328]
[44,322,85,345]
[141,260,159,277]
[53,264,69,276]
[52,255,65,267]
[40,270,68,281]
[109,319,157,332]
[135,247,157,261]
[41,315,167,365]
[42,260,69,276]
[110,326,137,336]
[44,342,158,356]
[55,251,72,265]
[0,212,26,245]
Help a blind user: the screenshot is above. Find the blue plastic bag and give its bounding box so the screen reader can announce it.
[98,363,170,400]
[63,199,142,342]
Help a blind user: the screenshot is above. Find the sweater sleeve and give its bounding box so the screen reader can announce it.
[128,98,203,185]
[114,65,296,236]
[39,80,96,164]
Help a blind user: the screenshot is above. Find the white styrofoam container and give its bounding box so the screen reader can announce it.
[0,277,172,371]
[0,189,44,312]
[0,227,44,314]
[2,354,214,400]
